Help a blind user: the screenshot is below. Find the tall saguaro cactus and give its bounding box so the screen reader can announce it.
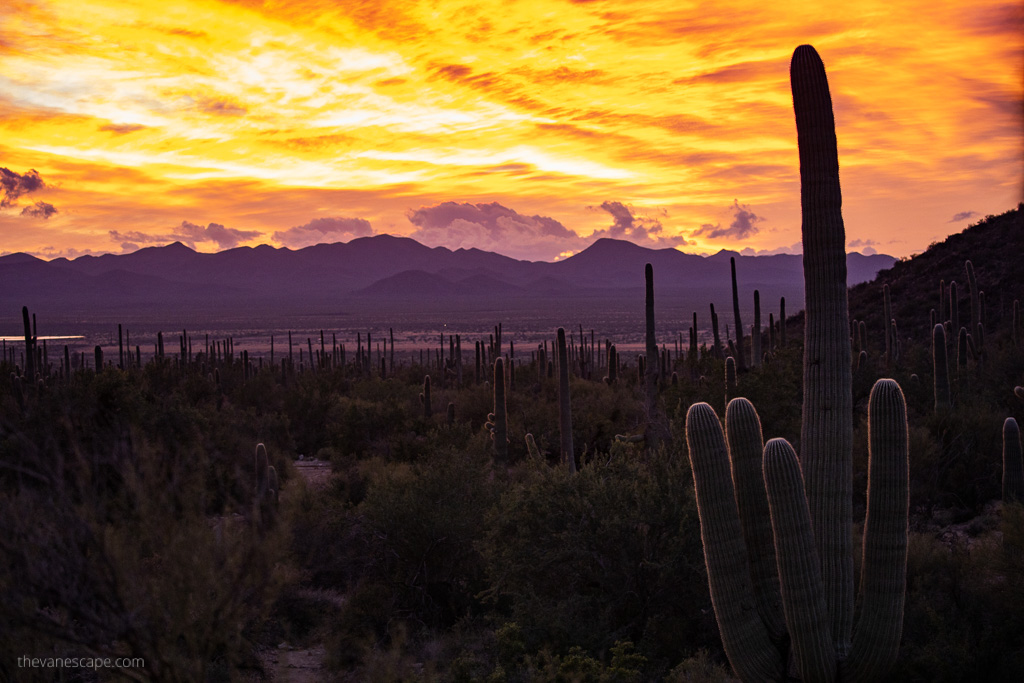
[731,257,747,371]
[556,328,575,473]
[488,358,509,462]
[686,46,909,683]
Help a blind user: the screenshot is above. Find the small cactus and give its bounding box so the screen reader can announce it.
[725,356,737,404]
[420,375,432,418]
[1004,417,1023,503]
[525,432,541,459]
[932,325,950,413]
[488,358,509,462]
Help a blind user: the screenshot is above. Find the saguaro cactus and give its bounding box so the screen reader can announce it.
[487,358,509,462]
[752,290,762,367]
[932,324,950,413]
[731,257,747,371]
[686,46,908,683]
[557,327,575,473]
[420,375,432,418]
[22,306,35,381]
[1004,417,1023,503]
[644,264,670,448]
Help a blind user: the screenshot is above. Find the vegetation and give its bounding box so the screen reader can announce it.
[0,44,1022,683]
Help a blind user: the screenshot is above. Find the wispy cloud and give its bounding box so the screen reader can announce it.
[948,210,980,222]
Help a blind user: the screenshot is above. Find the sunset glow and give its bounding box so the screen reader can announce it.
[1,0,1021,261]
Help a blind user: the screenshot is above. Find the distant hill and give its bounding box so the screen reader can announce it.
[848,205,1024,344]
[0,233,895,329]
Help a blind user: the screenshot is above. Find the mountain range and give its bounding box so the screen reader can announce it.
[0,236,895,330]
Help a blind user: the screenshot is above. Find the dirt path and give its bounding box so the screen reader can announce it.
[266,459,335,682]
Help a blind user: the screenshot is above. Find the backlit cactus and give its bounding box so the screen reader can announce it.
[686,46,908,683]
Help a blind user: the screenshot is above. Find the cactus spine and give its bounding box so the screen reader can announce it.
[686,46,908,683]
[1004,417,1023,503]
[557,328,575,473]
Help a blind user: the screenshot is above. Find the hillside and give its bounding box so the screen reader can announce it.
[848,205,1023,344]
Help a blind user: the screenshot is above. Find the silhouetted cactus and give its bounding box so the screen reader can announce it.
[557,328,575,473]
[525,433,541,459]
[779,296,787,347]
[94,346,103,370]
[932,324,950,413]
[752,290,761,367]
[488,358,509,462]
[965,259,980,337]
[644,264,670,448]
[725,356,737,404]
[710,303,723,358]
[883,283,892,367]
[420,375,432,418]
[1004,417,1023,502]
[604,344,618,385]
[686,46,908,683]
[22,306,34,382]
[446,401,455,426]
[731,257,747,371]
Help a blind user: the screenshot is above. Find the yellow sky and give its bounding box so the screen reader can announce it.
[1,0,1021,261]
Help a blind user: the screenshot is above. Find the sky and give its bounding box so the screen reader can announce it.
[0,0,1021,262]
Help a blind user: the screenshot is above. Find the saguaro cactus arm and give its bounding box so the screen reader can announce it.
[846,379,908,683]
[763,438,835,683]
[726,398,785,643]
[686,402,783,682]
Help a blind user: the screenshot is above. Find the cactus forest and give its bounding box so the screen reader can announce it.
[2,46,1023,683]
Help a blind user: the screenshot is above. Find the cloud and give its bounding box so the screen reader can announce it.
[109,220,261,251]
[99,122,147,134]
[407,201,583,260]
[847,238,879,248]
[20,201,58,219]
[1,167,45,208]
[272,216,373,248]
[691,199,764,241]
[948,210,979,222]
[587,200,689,248]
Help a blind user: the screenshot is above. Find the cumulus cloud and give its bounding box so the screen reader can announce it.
[739,242,802,256]
[587,201,689,248]
[20,201,58,219]
[847,237,879,255]
[272,216,373,248]
[691,199,763,241]
[407,201,583,260]
[109,220,261,251]
[1,167,45,208]
[948,210,979,222]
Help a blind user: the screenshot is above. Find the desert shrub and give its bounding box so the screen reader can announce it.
[479,444,712,671]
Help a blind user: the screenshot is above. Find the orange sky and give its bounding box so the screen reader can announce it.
[1,0,1021,261]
